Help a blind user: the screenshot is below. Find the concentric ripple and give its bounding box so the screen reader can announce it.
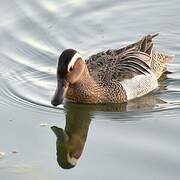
[0,0,179,115]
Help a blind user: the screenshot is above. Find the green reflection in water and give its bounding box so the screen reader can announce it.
[51,93,165,169]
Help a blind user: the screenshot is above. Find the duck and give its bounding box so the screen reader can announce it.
[51,34,173,106]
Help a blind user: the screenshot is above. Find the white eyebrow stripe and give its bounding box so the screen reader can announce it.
[67,52,84,71]
[67,153,78,166]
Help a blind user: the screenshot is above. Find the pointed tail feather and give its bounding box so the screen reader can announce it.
[151,33,159,38]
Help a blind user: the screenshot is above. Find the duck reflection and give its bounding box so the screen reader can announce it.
[51,103,91,169]
[51,94,166,169]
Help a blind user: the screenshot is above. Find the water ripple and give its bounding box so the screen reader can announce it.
[0,0,180,179]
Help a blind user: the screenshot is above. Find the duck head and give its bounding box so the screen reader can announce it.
[51,49,85,106]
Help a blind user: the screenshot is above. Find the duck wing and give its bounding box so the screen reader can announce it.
[86,34,158,82]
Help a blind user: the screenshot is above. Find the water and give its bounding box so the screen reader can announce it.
[0,0,180,179]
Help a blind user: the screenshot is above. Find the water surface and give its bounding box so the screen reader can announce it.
[0,0,180,179]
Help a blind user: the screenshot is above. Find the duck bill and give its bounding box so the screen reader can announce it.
[51,79,68,106]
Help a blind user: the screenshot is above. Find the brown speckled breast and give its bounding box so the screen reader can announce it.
[65,66,127,104]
